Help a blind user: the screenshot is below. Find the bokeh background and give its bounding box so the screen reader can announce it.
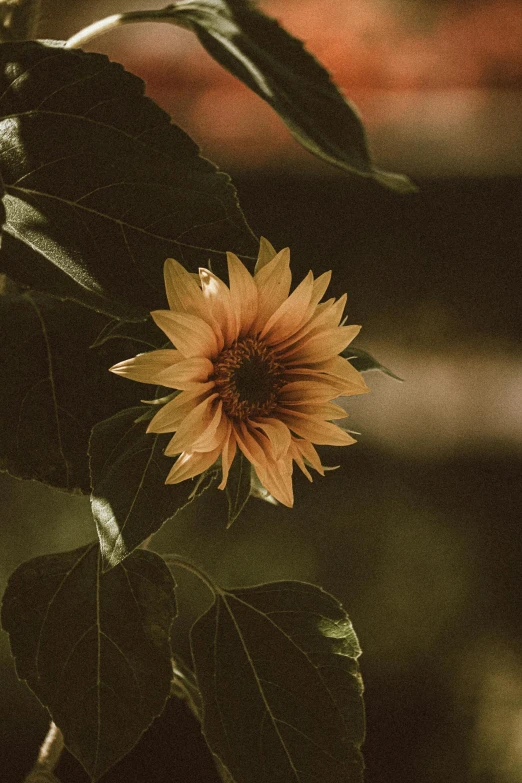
[1,1,522,781]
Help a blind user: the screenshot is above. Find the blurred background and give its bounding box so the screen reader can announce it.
[1,1,522,781]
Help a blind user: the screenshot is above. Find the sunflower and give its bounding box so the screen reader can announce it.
[110,239,369,507]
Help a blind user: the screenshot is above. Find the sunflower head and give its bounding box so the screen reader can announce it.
[110,238,369,507]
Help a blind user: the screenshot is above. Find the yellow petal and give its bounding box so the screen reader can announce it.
[151,310,221,358]
[285,325,361,365]
[165,447,221,484]
[234,421,269,468]
[293,439,325,476]
[279,379,347,404]
[227,252,258,335]
[199,268,238,346]
[254,457,294,507]
[109,349,181,385]
[260,271,314,345]
[254,236,277,274]
[277,409,356,446]
[252,248,291,331]
[155,357,214,390]
[316,355,370,393]
[218,421,236,490]
[164,395,220,455]
[250,417,291,460]
[164,258,208,320]
[286,402,348,420]
[147,383,214,433]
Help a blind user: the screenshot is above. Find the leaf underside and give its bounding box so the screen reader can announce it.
[149,0,415,191]
[0,40,257,320]
[89,405,217,570]
[0,288,157,492]
[191,580,365,783]
[344,346,403,381]
[1,543,177,782]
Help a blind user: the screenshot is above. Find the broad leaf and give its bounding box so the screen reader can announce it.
[120,0,414,192]
[1,543,176,781]
[191,581,365,783]
[225,453,251,527]
[0,287,155,492]
[0,40,257,319]
[90,406,217,570]
[344,346,403,381]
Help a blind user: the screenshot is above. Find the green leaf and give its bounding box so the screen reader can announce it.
[0,40,257,319]
[0,287,156,492]
[1,543,176,781]
[191,580,365,783]
[225,453,251,527]
[343,346,403,381]
[134,0,414,192]
[90,406,217,570]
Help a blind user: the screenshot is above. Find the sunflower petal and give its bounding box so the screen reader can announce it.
[109,349,181,384]
[165,447,221,484]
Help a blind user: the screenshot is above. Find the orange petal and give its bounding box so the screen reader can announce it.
[285,402,348,420]
[293,439,326,476]
[250,417,291,460]
[254,457,294,507]
[109,349,181,384]
[199,268,238,346]
[218,422,236,490]
[277,408,357,446]
[279,379,347,404]
[147,383,214,433]
[284,325,361,365]
[151,310,221,358]
[252,248,291,331]
[165,447,221,484]
[234,421,270,468]
[274,296,344,354]
[315,355,370,393]
[164,394,220,454]
[155,357,214,390]
[260,271,314,345]
[254,236,277,274]
[164,258,208,321]
[227,252,258,335]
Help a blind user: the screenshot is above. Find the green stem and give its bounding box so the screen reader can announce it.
[162,554,218,598]
[66,8,188,50]
[24,721,64,783]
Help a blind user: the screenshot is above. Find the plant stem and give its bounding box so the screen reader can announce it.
[162,554,218,597]
[66,8,186,50]
[24,721,64,783]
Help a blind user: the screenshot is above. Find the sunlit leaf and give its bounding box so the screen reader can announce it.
[90,406,217,570]
[191,580,365,783]
[225,453,251,527]
[0,40,257,319]
[0,287,155,492]
[126,0,414,191]
[1,544,176,781]
[344,346,403,381]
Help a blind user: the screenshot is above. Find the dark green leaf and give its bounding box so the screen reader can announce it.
[0,287,155,492]
[225,453,251,527]
[0,40,257,319]
[90,406,217,570]
[343,346,403,381]
[1,543,176,781]
[141,0,414,191]
[191,580,365,783]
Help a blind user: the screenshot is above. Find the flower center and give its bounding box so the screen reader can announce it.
[212,337,285,420]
